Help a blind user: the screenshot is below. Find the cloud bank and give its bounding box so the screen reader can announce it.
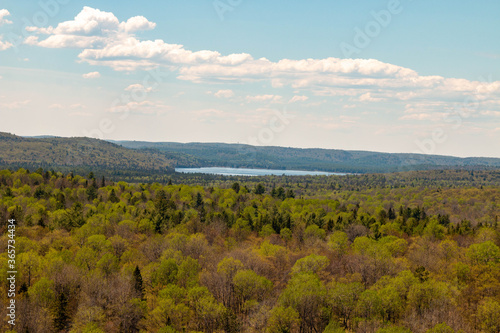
[24,6,500,120]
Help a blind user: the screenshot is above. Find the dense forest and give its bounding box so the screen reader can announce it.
[1,168,499,333]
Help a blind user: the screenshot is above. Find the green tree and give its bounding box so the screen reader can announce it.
[291,254,329,275]
[267,306,300,333]
[477,298,500,333]
[466,241,500,265]
[279,273,327,332]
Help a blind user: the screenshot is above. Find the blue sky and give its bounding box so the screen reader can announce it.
[1,0,499,157]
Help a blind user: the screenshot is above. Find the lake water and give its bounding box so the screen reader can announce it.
[175,167,346,177]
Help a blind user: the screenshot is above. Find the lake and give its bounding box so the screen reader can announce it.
[175,167,347,177]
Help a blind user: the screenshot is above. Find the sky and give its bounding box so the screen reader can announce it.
[0,0,499,158]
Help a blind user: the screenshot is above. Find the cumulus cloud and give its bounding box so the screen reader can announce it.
[120,16,156,32]
[0,9,12,25]
[25,6,500,116]
[213,89,234,98]
[82,71,101,79]
[25,6,156,49]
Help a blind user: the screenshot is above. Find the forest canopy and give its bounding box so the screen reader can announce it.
[0,167,499,332]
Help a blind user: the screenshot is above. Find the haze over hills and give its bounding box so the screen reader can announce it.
[1,132,499,176]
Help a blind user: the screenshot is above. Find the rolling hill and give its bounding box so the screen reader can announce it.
[113,141,500,173]
[1,132,499,176]
[0,132,174,174]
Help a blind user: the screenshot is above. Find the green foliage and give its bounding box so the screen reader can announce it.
[280,273,327,332]
[0,167,498,331]
[466,241,500,265]
[328,231,349,256]
[233,269,272,302]
[425,323,455,333]
[28,277,56,308]
[291,254,329,275]
[477,298,500,333]
[328,281,364,329]
[267,306,300,333]
[153,258,179,287]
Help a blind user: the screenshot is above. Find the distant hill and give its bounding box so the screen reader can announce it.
[113,141,500,174]
[1,132,499,177]
[0,132,174,175]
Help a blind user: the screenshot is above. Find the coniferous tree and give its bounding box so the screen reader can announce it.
[109,189,120,203]
[133,265,144,299]
[54,290,69,331]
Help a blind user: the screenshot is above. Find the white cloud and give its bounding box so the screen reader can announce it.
[82,71,101,79]
[0,37,13,51]
[246,94,282,103]
[289,95,309,103]
[213,89,234,98]
[26,6,500,116]
[398,102,451,121]
[120,16,156,32]
[25,6,156,49]
[359,92,385,102]
[0,9,12,25]
[124,83,153,92]
[109,100,170,115]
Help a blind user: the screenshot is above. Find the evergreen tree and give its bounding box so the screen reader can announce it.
[195,192,204,208]
[133,265,145,299]
[255,183,265,195]
[231,182,240,193]
[109,189,120,203]
[54,290,69,331]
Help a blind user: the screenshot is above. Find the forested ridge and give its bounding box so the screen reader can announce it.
[1,168,499,333]
[114,141,500,174]
[0,133,175,176]
[2,132,500,177]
